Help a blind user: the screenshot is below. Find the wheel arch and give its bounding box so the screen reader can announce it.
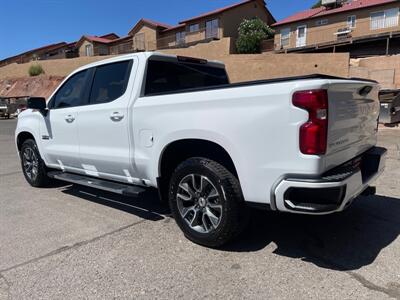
[158,138,238,181]
[16,131,36,151]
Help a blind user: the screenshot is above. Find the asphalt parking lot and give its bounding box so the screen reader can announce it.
[1,119,399,299]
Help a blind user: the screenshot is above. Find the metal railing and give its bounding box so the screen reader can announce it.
[151,27,221,50]
[275,16,399,50]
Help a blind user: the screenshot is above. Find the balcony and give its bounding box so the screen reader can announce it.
[154,26,221,50]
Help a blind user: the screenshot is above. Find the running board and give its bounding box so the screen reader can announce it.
[48,171,146,197]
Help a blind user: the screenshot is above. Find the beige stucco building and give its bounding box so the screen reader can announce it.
[272,0,400,57]
[156,0,275,49]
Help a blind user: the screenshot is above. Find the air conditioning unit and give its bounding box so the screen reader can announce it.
[322,0,337,6]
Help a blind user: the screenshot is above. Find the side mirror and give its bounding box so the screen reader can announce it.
[27,97,47,110]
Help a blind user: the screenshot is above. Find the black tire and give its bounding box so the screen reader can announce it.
[20,139,52,187]
[168,157,248,248]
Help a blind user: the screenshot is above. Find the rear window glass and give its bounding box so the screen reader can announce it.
[89,60,132,104]
[144,59,229,96]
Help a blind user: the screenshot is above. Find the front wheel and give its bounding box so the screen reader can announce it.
[20,139,52,187]
[168,157,248,248]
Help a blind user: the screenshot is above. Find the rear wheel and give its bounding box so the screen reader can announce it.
[20,139,52,187]
[168,157,248,248]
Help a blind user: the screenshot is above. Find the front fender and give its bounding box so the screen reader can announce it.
[15,111,45,161]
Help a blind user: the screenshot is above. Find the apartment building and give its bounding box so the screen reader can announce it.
[272,0,400,57]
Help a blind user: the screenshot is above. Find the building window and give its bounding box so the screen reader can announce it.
[315,19,328,26]
[280,28,290,48]
[206,19,219,38]
[371,8,399,30]
[176,31,186,45]
[189,24,200,33]
[347,15,356,28]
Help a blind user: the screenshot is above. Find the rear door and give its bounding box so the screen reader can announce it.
[40,69,92,171]
[77,59,136,182]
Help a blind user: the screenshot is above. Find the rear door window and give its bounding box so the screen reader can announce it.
[144,59,229,96]
[89,60,133,105]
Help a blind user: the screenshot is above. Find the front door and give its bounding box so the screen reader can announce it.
[77,59,136,183]
[296,25,307,47]
[40,69,92,171]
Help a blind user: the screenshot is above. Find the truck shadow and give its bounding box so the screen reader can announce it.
[60,184,400,271]
[224,195,400,271]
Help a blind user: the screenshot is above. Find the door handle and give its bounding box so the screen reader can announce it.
[65,115,75,123]
[110,112,124,122]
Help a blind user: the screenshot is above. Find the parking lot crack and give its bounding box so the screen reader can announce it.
[0,219,146,274]
[304,245,400,299]
[348,271,400,299]
[0,272,11,300]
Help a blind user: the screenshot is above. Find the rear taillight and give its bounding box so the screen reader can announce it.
[292,89,328,155]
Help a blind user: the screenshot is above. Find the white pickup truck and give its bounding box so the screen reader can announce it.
[16,53,386,247]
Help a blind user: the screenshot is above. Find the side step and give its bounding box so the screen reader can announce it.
[48,171,146,197]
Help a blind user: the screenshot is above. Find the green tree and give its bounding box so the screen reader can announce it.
[235,18,274,54]
[312,0,322,8]
[28,64,45,77]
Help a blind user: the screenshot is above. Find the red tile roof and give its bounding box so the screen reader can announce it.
[0,42,67,62]
[141,18,172,29]
[84,35,115,44]
[162,24,186,33]
[273,0,398,26]
[128,18,172,35]
[99,33,120,40]
[179,0,268,23]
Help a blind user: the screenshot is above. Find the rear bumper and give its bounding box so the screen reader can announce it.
[272,147,387,215]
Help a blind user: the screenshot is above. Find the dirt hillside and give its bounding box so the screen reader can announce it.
[0,76,64,99]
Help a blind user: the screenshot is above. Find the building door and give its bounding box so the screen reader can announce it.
[85,44,93,56]
[296,25,307,47]
[134,33,145,50]
[206,19,219,39]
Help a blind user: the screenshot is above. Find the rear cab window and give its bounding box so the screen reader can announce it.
[144,56,229,96]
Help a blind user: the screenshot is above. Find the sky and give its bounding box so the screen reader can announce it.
[0,0,316,60]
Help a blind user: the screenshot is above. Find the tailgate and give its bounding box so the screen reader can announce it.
[324,81,380,170]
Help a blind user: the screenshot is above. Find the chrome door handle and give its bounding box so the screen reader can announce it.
[110,112,124,122]
[65,115,75,123]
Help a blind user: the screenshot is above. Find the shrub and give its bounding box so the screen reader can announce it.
[28,64,45,77]
[236,18,274,54]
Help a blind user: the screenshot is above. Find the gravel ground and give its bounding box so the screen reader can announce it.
[0,119,399,299]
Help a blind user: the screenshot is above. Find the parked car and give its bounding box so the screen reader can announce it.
[13,104,28,118]
[0,100,10,118]
[15,53,387,247]
[379,90,400,125]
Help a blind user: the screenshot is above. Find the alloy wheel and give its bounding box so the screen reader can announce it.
[22,147,39,181]
[176,174,223,234]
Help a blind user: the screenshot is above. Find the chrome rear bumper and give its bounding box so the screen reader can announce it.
[273,147,387,215]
